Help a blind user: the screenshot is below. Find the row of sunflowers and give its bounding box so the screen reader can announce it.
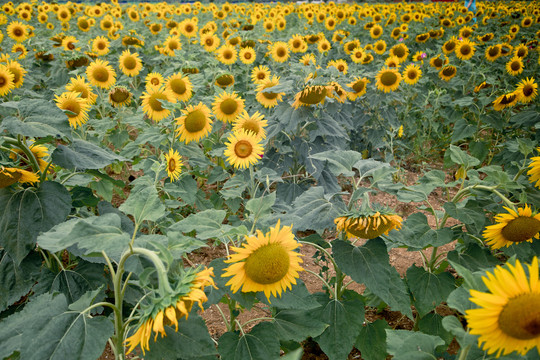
[0,0,539,359]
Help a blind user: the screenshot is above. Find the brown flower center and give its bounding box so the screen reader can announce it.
[92,66,110,83]
[168,158,176,172]
[62,99,81,118]
[499,293,540,340]
[242,120,260,135]
[220,98,238,115]
[299,87,327,104]
[380,71,398,86]
[123,56,137,70]
[460,44,471,56]
[234,140,253,159]
[511,61,521,71]
[148,93,167,112]
[501,216,540,242]
[184,110,207,133]
[169,78,187,95]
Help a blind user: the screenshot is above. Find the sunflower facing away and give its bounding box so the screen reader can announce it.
[212,91,245,123]
[86,59,116,89]
[232,111,268,140]
[335,209,403,239]
[222,220,304,300]
[223,129,264,169]
[375,67,402,93]
[165,148,183,181]
[55,91,91,129]
[529,148,540,188]
[0,166,39,188]
[466,257,540,357]
[292,85,329,109]
[140,87,171,122]
[175,102,213,143]
[483,205,540,249]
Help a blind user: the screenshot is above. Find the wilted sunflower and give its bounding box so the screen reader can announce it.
[5,60,26,88]
[140,87,171,122]
[0,64,15,96]
[233,111,267,140]
[216,45,237,65]
[255,76,284,108]
[119,50,142,77]
[528,148,540,188]
[239,47,256,65]
[466,257,540,357]
[86,59,116,89]
[0,166,39,187]
[335,209,403,239]
[439,65,457,81]
[212,91,245,123]
[347,77,370,101]
[292,85,328,109]
[402,64,422,85]
[223,129,264,169]
[164,73,192,103]
[456,39,476,60]
[483,205,540,249]
[506,56,524,76]
[493,92,519,111]
[125,267,215,355]
[376,67,402,92]
[270,41,290,63]
[55,91,91,129]
[515,78,538,104]
[108,86,132,108]
[164,148,183,181]
[145,72,164,90]
[175,103,213,143]
[222,220,303,300]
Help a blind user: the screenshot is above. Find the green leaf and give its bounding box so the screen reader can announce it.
[0,250,41,312]
[418,313,454,345]
[447,145,480,168]
[0,181,71,265]
[451,97,474,107]
[313,291,365,360]
[245,192,276,219]
[144,315,218,360]
[352,159,392,181]
[257,280,322,310]
[446,243,500,272]
[406,266,456,317]
[291,187,346,233]
[273,310,328,342]
[163,175,199,205]
[218,322,280,360]
[451,118,476,143]
[443,202,485,228]
[168,209,227,240]
[309,150,365,177]
[52,139,127,170]
[386,330,444,360]
[332,239,412,319]
[119,186,166,225]
[220,172,249,199]
[355,320,390,360]
[205,258,257,309]
[386,213,454,250]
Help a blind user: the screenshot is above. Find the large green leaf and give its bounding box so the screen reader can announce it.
[272,309,327,342]
[447,145,481,168]
[52,139,127,170]
[386,330,444,360]
[406,266,456,317]
[313,291,365,360]
[245,192,276,220]
[386,213,454,250]
[119,186,166,225]
[0,250,41,312]
[332,239,412,319]
[168,209,228,240]
[220,172,249,199]
[218,322,280,360]
[290,187,346,233]
[446,243,500,272]
[417,313,454,345]
[0,292,113,360]
[309,150,365,177]
[0,181,71,264]
[355,320,390,360]
[257,280,322,310]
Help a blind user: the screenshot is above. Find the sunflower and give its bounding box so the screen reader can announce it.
[9,143,49,174]
[222,220,303,300]
[119,50,142,77]
[493,92,519,111]
[514,78,537,104]
[334,210,402,239]
[402,64,422,85]
[270,41,290,63]
[299,54,316,66]
[164,73,193,103]
[317,39,331,53]
[528,148,540,188]
[239,47,256,65]
[385,55,401,68]
[442,36,458,54]
[212,91,245,123]
[347,77,370,101]
[200,33,220,52]
[485,45,501,62]
[350,48,365,64]
[522,16,533,28]
[0,64,15,96]
[375,67,401,93]
[292,85,328,109]
[0,167,39,187]
[5,60,26,89]
[108,86,132,108]
[344,39,360,54]
[327,59,348,74]
[7,21,27,42]
[505,51,522,71]
[232,111,267,140]
[55,91,91,129]
[389,43,409,63]
[223,129,264,170]
[455,39,476,60]
[215,45,236,65]
[91,36,110,56]
[125,268,215,355]
[86,59,116,89]
[165,148,183,181]
[61,36,78,51]
[483,205,540,249]
[362,53,374,65]
[175,103,213,143]
[474,81,491,93]
[373,40,387,55]
[146,72,164,90]
[439,65,457,82]
[255,76,284,108]
[179,19,198,38]
[289,34,307,53]
[163,36,182,56]
[466,257,540,356]
[415,33,430,43]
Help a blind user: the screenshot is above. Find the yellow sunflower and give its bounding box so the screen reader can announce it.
[165,148,183,182]
[145,72,164,90]
[299,54,316,66]
[140,87,171,122]
[439,65,457,82]
[466,257,540,357]
[483,205,540,249]
[10,143,49,174]
[455,39,476,60]
[0,167,39,187]
[92,36,110,56]
[289,34,307,53]
[212,91,245,123]
[232,111,267,140]
[216,45,237,65]
[474,81,491,93]
[223,129,264,170]
[493,92,519,111]
[373,40,387,55]
[0,64,15,96]
[175,103,213,143]
[376,67,402,93]
[239,47,256,65]
[335,210,403,239]
[402,64,422,85]
[528,148,540,188]
[55,91,91,129]
[291,85,329,109]
[222,220,303,300]
[201,33,220,53]
[506,56,524,76]
[514,44,528,59]
[118,50,143,77]
[164,73,193,103]
[5,60,26,89]
[61,36,78,51]
[270,41,290,63]
[370,24,383,39]
[86,59,116,89]
[485,45,501,62]
[317,39,331,53]
[108,86,132,108]
[515,78,538,104]
[442,36,458,54]
[347,77,370,101]
[255,76,284,108]
[66,76,97,105]
[163,36,182,56]
[389,43,409,63]
[7,21,27,42]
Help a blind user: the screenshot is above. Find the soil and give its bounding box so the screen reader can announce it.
[99,166,463,360]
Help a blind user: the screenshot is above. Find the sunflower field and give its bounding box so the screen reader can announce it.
[0,0,539,359]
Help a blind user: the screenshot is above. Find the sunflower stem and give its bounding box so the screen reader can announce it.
[456,344,471,360]
[472,185,517,211]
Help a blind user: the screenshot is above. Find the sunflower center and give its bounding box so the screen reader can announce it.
[501,216,540,243]
[170,78,187,95]
[442,67,455,76]
[488,47,499,57]
[262,90,278,100]
[393,46,405,58]
[223,50,233,59]
[511,61,521,71]
[123,56,137,70]
[149,93,166,112]
[523,85,533,97]
[67,42,75,50]
[169,41,179,50]
[300,87,327,104]
[220,98,238,115]
[257,72,266,80]
[111,89,130,103]
[445,42,456,51]
[460,44,471,55]
[352,81,365,93]
[150,78,160,86]
[293,40,301,48]
[97,42,106,50]
[407,70,417,79]
[380,71,398,86]
[93,67,110,83]
[14,28,23,37]
[168,158,176,172]
[63,99,81,118]
[433,58,443,67]
[500,93,517,105]
[276,48,286,57]
[499,293,540,340]
[244,243,290,284]
[234,140,253,158]
[243,52,252,59]
[206,38,213,46]
[184,110,207,133]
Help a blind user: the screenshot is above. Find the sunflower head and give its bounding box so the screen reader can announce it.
[212,91,245,123]
[292,85,329,109]
[376,67,402,92]
[175,102,213,143]
[164,148,183,182]
[86,59,116,89]
[483,205,540,249]
[335,206,403,240]
[215,74,235,88]
[233,111,267,140]
[108,86,132,108]
[140,87,171,122]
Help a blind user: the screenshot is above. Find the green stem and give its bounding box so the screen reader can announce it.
[242,317,274,327]
[38,248,52,269]
[4,136,41,174]
[472,185,517,210]
[81,301,120,316]
[457,344,471,360]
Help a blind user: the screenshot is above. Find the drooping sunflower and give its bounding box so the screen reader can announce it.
[119,50,143,77]
[515,78,538,104]
[291,85,328,109]
[465,257,540,357]
[5,60,26,89]
[493,92,519,111]
[483,205,540,249]
[0,64,15,96]
[455,39,476,60]
[402,64,422,85]
[55,91,91,129]
[108,86,132,108]
[164,73,192,103]
[334,209,403,239]
[474,81,491,93]
[215,74,235,89]
[239,47,256,65]
[222,220,303,300]
[270,41,290,63]
[327,82,348,103]
[375,67,402,93]
[10,143,49,174]
[140,87,171,122]
[146,72,164,90]
[528,148,540,188]
[86,59,116,89]
[232,111,267,140]
[164,148,183,182]
[347,77,370,101]
[439,65,457,82]
[223,129,264,170]
[212,91,245,123]
[216,45,237,65]
[175,103,213,143]
[0,167,39,187]
[256,76,284,108]
[506,56,524,76]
